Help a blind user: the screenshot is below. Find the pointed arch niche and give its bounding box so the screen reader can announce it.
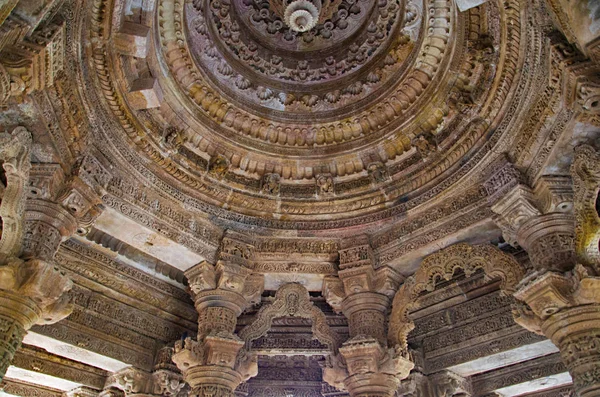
[239,283,343,354]
[388,243,526,351]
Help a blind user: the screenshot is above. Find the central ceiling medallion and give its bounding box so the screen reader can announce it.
[284,0,321,32]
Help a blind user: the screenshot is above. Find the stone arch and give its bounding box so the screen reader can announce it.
[572,144,600,267]
[0,127,32,262]
[388,243,525,350]
[239,283,342,353]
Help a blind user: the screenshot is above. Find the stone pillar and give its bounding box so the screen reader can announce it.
[513,268,600,397]
[0,153,106,381]
[489,160,600,397]
[173,237,263,397]
[322,236,412,397]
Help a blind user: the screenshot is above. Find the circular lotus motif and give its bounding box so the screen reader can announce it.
[284,0,320,32]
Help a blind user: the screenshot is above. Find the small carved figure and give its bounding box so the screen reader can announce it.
[413,135,436,158]
[316,174,334,195]
[367,162,389,183]
[208,155,229,177]
[262,173,281,195]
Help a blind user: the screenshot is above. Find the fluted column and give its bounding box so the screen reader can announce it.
[323,236,411,397]
[173,237,263,397]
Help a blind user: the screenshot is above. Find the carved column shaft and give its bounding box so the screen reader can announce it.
[0,291,37,379]
[173,244,263,397]
[544,305,600,396]
[342,292,389,345]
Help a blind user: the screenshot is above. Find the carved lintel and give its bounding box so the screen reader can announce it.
[389,244,525,353]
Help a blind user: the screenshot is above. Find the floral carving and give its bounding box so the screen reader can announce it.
[239,283,342,353]
[388,243,525,350]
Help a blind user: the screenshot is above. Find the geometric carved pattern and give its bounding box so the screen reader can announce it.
[388,243,526,350]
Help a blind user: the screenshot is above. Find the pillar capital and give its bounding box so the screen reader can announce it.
[324,339,412,397]
[173,241,263,397]
[513,265,600,396]
[107,364,185,397]
[429,370,472,397]
[0,257,72,380]
[490,174,576,272]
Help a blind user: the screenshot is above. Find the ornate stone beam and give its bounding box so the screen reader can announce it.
[471,353,566,395]
[388,243,525,355]
[11,344,108,390]
[0,377,63,397]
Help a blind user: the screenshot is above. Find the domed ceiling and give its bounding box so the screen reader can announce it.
[84,0,515,229]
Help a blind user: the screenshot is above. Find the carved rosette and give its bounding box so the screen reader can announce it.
[513,266,600,397]
[0,258,72,381]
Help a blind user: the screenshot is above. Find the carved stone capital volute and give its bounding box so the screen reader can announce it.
[185,260,258,318]
[337,337,413,397]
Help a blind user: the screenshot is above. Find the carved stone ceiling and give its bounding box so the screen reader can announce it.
[80,0,509,231]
